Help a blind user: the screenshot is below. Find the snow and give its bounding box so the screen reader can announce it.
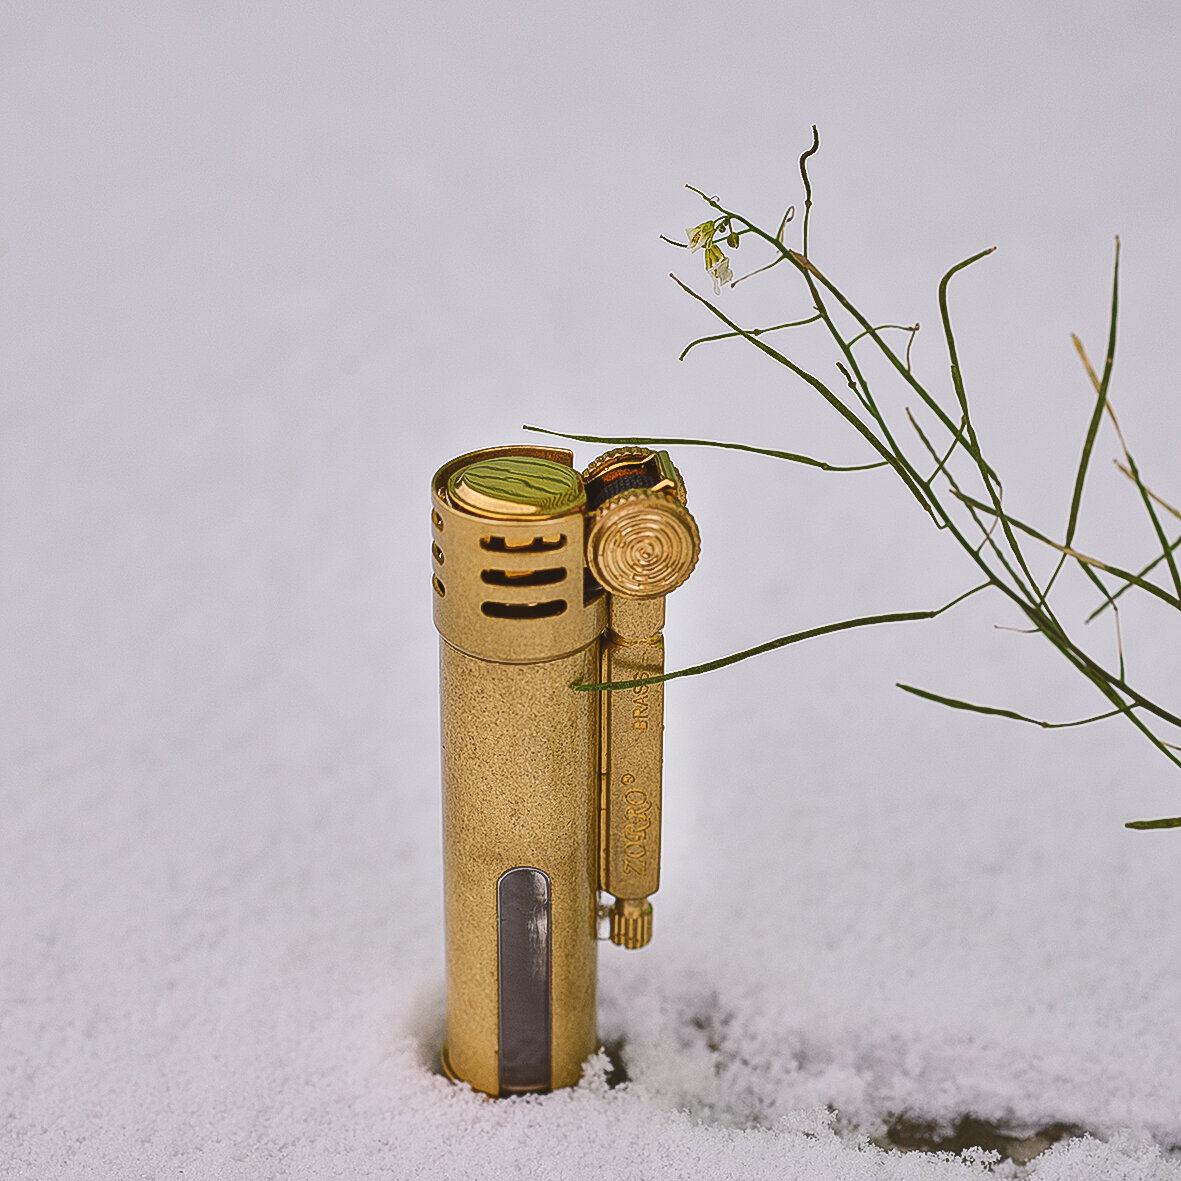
[3,4,1181,1178]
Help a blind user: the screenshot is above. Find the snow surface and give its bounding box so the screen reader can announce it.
[4,4,1181,1179]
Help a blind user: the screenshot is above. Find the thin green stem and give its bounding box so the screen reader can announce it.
[895,684,1126,730]
[1073,332,1181,599]
[521,425,888,473]
[1086,533,1181,622]
[938,248,1051,616]
[1114,460,1181,521]
[847,322,920,349]
[668,154,1181,807]
[669,274,938,517]
[907,409,1038,600]
[1126,456,1181,597]
[1064,239,1120,548]
[678,313,821,360]
[954,491,1181,612]
[1075,560,1125,680]
[799,125,819,258]
[574,584,989,692]
[907,407,968,491]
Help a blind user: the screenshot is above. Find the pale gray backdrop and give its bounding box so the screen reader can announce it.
[4,4,1180,1178]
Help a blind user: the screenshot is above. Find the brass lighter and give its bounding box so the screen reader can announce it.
[431,444,699,1096]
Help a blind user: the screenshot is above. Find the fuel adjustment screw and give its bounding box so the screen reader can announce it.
[608,897,654,949]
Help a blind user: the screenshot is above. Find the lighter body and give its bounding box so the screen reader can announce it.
[432,444,697,1095]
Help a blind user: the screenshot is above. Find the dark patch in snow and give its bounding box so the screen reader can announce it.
[602,1039,630,1089]
[877,1115,1089,1165]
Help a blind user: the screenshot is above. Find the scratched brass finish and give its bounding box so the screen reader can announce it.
[587,488,699,600]
[440,642,599,1095]
[585,449,697,952]
[435,445,602,1097]
[433,443,698,1095]
[432,446,606,665]
[599,597,665,949]
[608,898,653,950]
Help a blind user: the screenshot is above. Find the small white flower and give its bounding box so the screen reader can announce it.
[709,253,733,294]
[686,221,715,252]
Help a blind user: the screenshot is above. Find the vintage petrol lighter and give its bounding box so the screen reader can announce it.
[431,444,699,1096]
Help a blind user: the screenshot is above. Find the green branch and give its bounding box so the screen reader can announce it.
[574,585,988,692]
[647,129,1181,825]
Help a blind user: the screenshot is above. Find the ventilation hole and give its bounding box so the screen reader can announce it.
[432,509,444,530]
[481,534,566,554]
[432,542,445,565]
[481,600,567,620]
[432,575,446,597]
[480,567,566,588]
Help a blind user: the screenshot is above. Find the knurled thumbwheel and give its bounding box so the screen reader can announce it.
[609,898,653,949]
[586,488,700,600]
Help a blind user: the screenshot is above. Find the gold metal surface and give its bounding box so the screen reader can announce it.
[440,641,599,1094]
[433,443,698,1095]
[581,446,687,505]
[586,488,700,599]
[432,447,606,665]
[608,898,653,950]
[599,597,665,914]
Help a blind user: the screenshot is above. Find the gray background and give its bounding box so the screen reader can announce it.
[4,4,1180,1178]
